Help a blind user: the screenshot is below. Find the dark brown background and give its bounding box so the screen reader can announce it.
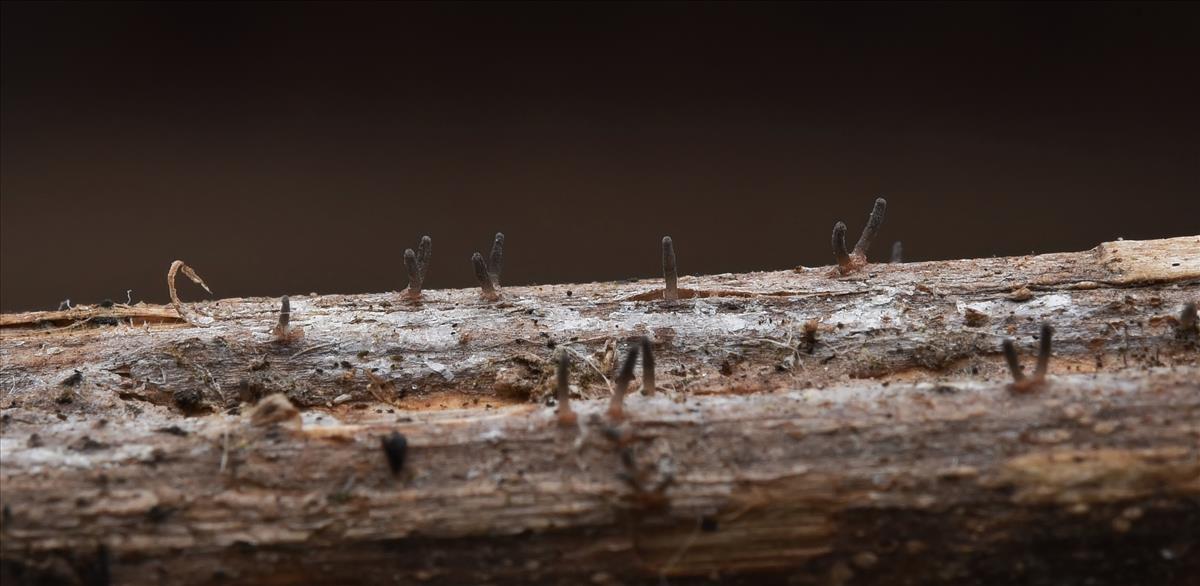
[2,2,1197,312]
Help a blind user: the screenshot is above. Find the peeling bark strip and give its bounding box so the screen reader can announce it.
[1,236,1198,585]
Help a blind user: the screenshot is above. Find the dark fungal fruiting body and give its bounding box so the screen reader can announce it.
[555,351,576,427]
[1002,323,1053,393]
[1033,323,1052,380]
[403,250,421,295]
[472,253,498,301]
[607,344,640,420]
[471,232,504,301]
[640,337,656,396]
[381,432,407,475]
[853,198,887,257]
[662,236,679,301]
[488,232,505,287]
[832,222,851,273]
[831,197,888,275]
[271,295,303,343]
[1178,302,1198,338]
[403,235,432,300]
[1001,339,1024,383]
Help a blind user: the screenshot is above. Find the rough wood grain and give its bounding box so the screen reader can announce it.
[1,236,1198,585]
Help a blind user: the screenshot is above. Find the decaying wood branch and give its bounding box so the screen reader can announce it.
[1,236,1198,585]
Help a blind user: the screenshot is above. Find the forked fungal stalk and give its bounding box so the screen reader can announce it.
[404,235,432,299]
[1001,323,1053,393]
[830,198,888,275]
[472,253,498,301]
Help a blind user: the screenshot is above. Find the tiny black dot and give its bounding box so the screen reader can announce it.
[701,517,718,532]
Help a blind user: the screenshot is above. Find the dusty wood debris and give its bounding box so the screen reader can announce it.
[0,236,1198,585]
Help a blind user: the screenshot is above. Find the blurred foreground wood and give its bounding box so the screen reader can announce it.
[1,236,1198,585]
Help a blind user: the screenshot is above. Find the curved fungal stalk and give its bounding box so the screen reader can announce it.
[470,233,504,301]
[831,222,851,274]
[472,253,499,301]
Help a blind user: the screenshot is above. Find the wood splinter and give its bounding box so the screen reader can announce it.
[607,344,640,420]
[403,235,432,300]
[555,350,576,427]
[832,197,887,275]
[662,236,679,301]
[1001,323,1053,393]
[166,260,213,326]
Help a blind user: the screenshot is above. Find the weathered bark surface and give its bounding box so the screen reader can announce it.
[1,236,1198,585]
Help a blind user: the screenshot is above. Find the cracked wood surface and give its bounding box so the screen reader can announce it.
[0,235,1198,585]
